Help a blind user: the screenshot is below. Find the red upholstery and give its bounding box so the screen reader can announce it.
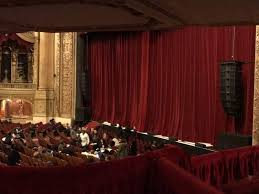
[0,145,222,194]
[222,176,259,194]
[0,155,151,194]
[221,149,240,183]
[191,152,224,188]
[236,146,254,179]
[191,145,259,192]
[152,158,223,194]
[0,138,257,194]
[252,146,259,176]
[84,121,100,129]
[145,144,191,170]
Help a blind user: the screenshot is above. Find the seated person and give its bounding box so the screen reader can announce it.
[7,149,20,166]
[97,152,106,162]
[50,119,56,126]
[101,132,110,148]
[90,129,99,143]
[62,144,75,155]
[58,142,65,152]
[112,137,120,147]
[70,127,78,140]
[33,146,44,158]
[128,140,137,156]
[2,133,12,145]
[116,142,128,158]
[80,130,90,149]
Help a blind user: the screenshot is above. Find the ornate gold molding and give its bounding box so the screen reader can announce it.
[253,26,259,145]
[33,33,55,118]
[54,32,75,118]
[54,33,61,117]
[61,32,74,117]
[34,100,46,114]
[0,90,34,103]
[0,83,36,89]
[33,32,39,85]
[16,32,35,43]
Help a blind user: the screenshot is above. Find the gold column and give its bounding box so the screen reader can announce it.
[33,32,76,124]
[253,26,259,145]
[27,52,33,83]
[33,32,39,85]
[11,51,17,83]
[0,47,2,81]
[53,32,76,124]
[33,32,55,123]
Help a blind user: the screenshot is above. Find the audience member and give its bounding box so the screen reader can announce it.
[0,120,164,167]
[80,130,90,148]
[7,149,20,166]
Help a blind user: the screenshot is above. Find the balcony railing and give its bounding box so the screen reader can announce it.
[0,83,37,89]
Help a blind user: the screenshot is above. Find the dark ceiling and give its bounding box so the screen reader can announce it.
[0,0,258,32]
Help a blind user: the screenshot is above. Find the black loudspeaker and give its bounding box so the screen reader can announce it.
[217,133,252,150]
[80,71,87,99]
[220,61,243,117]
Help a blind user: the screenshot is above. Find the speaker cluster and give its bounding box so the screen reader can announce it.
[220,61,243,117]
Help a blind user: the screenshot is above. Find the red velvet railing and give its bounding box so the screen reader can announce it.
[1,142,258,194]
[252,145,259,176]
[191,152,224,188]
[191,146,259,191]
[0,145,223,194]
[0,155,150,194]
[153,158,223,194]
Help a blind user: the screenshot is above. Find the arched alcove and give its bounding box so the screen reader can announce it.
[0,98,33,120]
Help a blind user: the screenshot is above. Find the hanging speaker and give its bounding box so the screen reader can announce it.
[220,61,243,117]
[80,71,87,99]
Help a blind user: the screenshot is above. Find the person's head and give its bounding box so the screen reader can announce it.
[72,125,78,131]
[38,146,43,152]
[102,133,107,140]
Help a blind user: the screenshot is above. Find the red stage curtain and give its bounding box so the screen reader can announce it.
[88,26,255,143]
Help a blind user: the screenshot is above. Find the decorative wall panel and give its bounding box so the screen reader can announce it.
[54,32,75,118]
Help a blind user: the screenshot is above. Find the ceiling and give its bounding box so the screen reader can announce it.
[0,0,258,32]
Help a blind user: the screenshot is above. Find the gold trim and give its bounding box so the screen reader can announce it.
[16,32,35,43]
[53,33,75,119]
[253,26,259,145]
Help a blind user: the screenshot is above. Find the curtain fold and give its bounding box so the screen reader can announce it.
[88,26,255,143]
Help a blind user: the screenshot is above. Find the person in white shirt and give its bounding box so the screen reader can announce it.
[112,138,120,147]
[80,130,90,148]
